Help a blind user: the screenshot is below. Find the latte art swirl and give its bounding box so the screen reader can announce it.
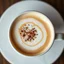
[14,18,47,50]
[19,22,44,46]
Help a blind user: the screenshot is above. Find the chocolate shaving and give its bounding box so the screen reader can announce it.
[20,24,38,42]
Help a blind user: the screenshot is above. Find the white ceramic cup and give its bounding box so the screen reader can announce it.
[9,11,56,56]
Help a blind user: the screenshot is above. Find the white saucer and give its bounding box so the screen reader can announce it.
[0,1,64,64]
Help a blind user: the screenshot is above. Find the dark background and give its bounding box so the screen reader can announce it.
[0,0,64,64]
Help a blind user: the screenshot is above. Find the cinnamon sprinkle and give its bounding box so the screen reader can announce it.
[20,25,38,42]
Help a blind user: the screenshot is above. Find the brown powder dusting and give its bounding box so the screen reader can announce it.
[19,24,38,42]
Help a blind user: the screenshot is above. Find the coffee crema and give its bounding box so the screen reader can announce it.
[9,12,53,56]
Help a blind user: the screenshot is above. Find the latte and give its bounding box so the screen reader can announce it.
[9,12,54,56]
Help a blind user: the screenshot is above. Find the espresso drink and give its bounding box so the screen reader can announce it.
[9,12,54,56]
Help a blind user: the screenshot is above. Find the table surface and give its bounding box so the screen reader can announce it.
[0,0,64,64]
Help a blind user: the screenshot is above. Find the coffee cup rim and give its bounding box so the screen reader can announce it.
[9,11,55,57]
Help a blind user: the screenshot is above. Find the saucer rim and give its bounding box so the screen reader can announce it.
[0,1,64,64]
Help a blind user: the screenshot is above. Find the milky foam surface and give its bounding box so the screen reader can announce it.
[13,18,47,50]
